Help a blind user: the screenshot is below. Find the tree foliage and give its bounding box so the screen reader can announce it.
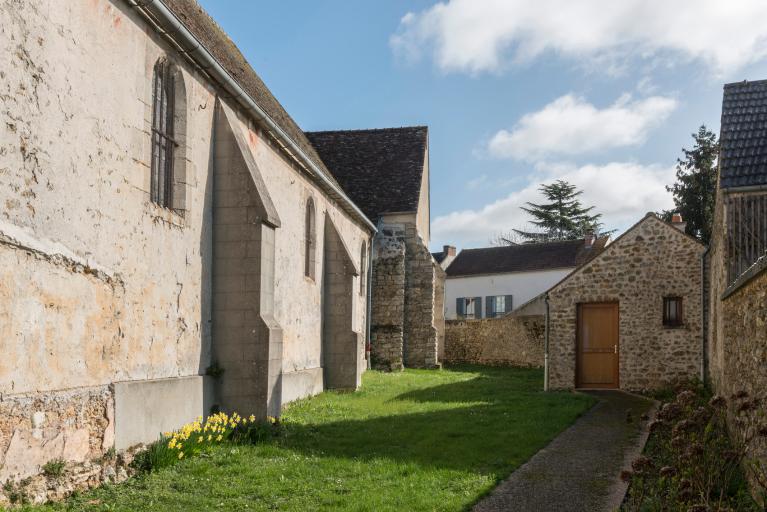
[511,180,606,243]
[662,125,719,244]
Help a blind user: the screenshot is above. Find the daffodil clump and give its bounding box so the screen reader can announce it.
[164,412,259,460]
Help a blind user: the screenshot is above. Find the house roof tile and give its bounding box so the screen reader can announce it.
[161,0,345,193]
[446,237,609,277]
[305,127,428,222]
[720,79,767,189]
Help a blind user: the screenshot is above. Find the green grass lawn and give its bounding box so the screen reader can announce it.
[28,366,594,512]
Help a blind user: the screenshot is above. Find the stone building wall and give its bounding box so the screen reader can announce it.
[370,237,406,370]
[717,262,767,488]
[434,263,446,360]
[548,215,705,391]
[369,220,444,370]
[404,234,441,368]
[444,315,544,367]
[708,188,767,495]
[0,0,372,487]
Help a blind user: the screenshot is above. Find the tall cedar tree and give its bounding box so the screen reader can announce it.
[663,126,718,244]
[513,180,604,242]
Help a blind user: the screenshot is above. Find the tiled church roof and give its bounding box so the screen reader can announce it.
[446,237,609,277]
[305,127,428,221]
[161,0,345,192]
[720,79,767,189]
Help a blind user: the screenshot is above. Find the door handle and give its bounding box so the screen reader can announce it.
[614,344,618,354]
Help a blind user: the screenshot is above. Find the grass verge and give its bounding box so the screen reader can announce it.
[24,366,594,512]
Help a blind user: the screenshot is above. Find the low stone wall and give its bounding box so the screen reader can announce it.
[444,314,545,367]
[718,262,767,492]
[0,385,114,484]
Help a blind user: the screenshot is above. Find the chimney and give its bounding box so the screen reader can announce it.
[584,230,596,249]
[671,213,687,232]
[444,245,456,256]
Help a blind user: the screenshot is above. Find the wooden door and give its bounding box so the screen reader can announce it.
[576,302,619,388]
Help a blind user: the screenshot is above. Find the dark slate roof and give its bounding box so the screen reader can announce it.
[446,237,609,277]
[162,0,344,192]
[720,79,767,189]
[432,251,448,264]
[305,127,428,221]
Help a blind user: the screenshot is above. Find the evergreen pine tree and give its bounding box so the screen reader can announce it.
[513,180,605,242]
[662,126,719,244]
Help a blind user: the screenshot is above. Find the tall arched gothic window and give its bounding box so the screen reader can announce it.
[359,242,367,296]
[150,58,186,211]
[305,197,316,280]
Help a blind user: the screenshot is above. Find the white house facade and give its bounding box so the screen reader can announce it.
[445,236,609,320]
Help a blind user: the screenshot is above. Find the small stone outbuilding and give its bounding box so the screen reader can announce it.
[547,214,705,391]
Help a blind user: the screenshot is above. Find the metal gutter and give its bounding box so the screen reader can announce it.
[722,184,767,194]
[126,0,376,233]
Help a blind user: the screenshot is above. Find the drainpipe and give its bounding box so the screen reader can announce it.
[544,293,550,392]
[126,0,376,234]
[700,246,710,384]
[365,236,374,369]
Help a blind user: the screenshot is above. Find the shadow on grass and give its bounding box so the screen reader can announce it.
[276,366,594,475]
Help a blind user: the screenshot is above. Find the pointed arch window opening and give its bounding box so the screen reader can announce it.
[151,58,179,208]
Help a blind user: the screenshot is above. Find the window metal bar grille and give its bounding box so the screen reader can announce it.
[726,192,767,284]
[150,59,176,208]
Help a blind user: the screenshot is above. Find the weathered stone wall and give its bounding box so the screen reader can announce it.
[708,188,767,495]
[0,386,113,483]
[444,315,544,367]
[370,237,405,370]
[548,215,705,391]
[0,0,372,484]
[404,233,440,368]
[717,263,767,489]
[369,218,443,370]
[434,262,446,361]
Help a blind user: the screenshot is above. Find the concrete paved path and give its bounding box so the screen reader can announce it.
[474,391,654,512]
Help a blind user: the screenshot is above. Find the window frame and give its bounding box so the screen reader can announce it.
[464,297,476,318]
[304,197,316,281]
[150,58,177,209]
[662,296,684,328]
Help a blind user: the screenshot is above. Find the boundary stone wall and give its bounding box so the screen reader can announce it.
[444,314,544,367]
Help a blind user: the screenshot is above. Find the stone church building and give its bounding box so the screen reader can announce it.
[308,128,445,370]
[0,0,441,482]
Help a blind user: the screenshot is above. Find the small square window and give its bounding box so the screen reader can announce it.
[494,296,505,314]
[663,297,683,327]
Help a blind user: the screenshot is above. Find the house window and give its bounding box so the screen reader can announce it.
[663,297,683,327]
[359,242,367,296]
[304,197,316,280]
[457,297,482,319]
[485,295,513,318]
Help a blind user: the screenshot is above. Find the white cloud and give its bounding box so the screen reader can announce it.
[486,93,677,160]
[431,162,675,249]
[391,0,767,75]
[466,174,488,189]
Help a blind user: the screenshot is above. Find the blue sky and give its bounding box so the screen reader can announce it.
[198,0,767,251]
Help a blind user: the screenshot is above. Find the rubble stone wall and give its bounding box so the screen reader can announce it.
[444,315,544,367]
[548,215,705,391]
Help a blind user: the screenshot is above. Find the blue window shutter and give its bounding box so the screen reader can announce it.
[475,297,482,319]
[505,295,513,313]
[456,298,465,318]
[486,296,493,318]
